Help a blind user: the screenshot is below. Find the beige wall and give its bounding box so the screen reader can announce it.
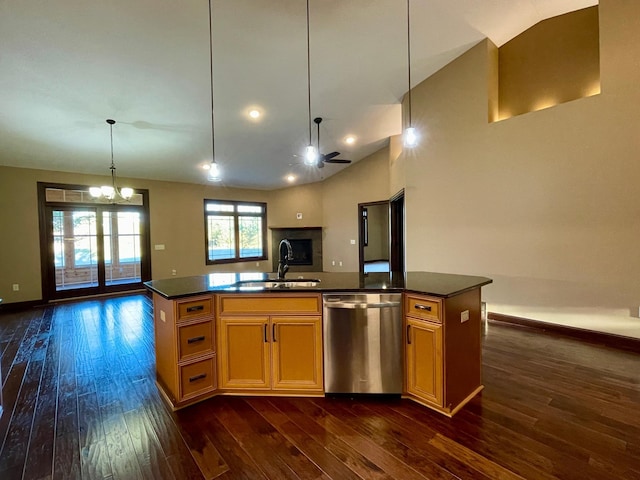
[0,166,275,302]
[321,147,391,272]
[499,6,600,119]
[0,144,389,303]
[268,182,323,228]
[398,0,640,338]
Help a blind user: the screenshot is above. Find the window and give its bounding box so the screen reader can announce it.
[205,199,267,264]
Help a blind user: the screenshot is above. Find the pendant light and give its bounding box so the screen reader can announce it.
[304,0,318,165]
[89,119,134,201]
[404,0,418,148]
[206,0,221,181]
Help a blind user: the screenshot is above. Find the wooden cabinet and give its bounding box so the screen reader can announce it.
[217,294,323,394]
[404,289,483,416]
[153,294,216,409]
[406,317,443,406]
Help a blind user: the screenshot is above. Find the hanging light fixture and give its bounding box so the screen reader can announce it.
[303,0,318,166]
[89,119,134,201]
[206,0,221,181]
[404,0,418,148]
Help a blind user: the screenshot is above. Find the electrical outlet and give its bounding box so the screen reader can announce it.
[350,239,356,245]
[12,283,19,291]
[296,212,303,220]
[171,269,177,276]
[332,260,335,266]
[339,261,343,267]
[154,244,165,250]
[461,310,470,322]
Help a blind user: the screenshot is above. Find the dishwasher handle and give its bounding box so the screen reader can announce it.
[324,300,400,309]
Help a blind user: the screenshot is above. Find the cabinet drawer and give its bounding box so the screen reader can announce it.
[406,295,441,322]
[218,294,321,315]
[177,296,213,322]
[180,357,216,400]
[178,321,214,362]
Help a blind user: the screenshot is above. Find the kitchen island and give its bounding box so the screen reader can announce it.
[145,271,492,416]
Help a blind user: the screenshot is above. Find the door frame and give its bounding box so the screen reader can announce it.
[389,189,405,286]
[37,182,151,301]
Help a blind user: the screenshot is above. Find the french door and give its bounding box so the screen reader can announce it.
[39,183,151,301]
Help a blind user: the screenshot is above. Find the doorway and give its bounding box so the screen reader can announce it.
[358,200,390,274]
[38,183,151,301]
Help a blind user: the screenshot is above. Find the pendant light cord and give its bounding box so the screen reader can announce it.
[208,0,216,161]
[407,0,412,129]
[108,119,117,191]
[306,0,312,146]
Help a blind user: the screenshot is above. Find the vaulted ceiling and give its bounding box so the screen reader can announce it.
[0,0,596,189]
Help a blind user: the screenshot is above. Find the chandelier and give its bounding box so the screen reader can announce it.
[90,119,134,201]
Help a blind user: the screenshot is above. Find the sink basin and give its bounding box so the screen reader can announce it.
[235,279,320,289]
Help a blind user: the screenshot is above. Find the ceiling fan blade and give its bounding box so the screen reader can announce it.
[324,158,352,164]
[323,151,340,161]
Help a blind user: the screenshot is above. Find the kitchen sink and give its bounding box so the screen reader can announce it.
[234,279,321,288]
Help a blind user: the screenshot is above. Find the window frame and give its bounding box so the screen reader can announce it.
[204,199,268,265]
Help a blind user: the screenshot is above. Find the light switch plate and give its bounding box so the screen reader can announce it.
[461,310,470,322]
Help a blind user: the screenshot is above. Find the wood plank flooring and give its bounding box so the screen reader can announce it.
[1,294,639,479]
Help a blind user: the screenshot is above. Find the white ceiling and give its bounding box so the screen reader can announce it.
[0,0,596,190]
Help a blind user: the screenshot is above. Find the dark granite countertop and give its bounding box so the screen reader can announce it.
[144,271,492,300]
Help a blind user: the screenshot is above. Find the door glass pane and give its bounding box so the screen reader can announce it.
[104,211,142,286]
[55,210,98,291]
[239,216,262,258]
[207,215,235,261]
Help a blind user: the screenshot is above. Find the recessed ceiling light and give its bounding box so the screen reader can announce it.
[344,135,356,145]
[286,174,296,183]
[249,109,261,119]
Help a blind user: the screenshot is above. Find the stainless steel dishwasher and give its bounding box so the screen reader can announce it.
[323,293,402,394]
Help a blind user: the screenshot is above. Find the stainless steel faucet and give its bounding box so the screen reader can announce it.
[277,238,294,279]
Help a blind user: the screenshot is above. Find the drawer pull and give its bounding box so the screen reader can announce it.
[407,325,411,344]
[272,324,277,342]
[187,335,206,344]
[414,304,432,312]
[189,373,207,383]
[186,305,204,313]
[264,324,268,343]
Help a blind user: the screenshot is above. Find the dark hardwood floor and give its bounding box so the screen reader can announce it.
[1,294,639,479]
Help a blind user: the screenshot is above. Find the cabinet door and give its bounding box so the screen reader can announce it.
[406,318,443,406]
[271,316,323,391]
[218,316,270,390]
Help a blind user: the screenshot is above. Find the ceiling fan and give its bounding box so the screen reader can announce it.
[313,117,352,168]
